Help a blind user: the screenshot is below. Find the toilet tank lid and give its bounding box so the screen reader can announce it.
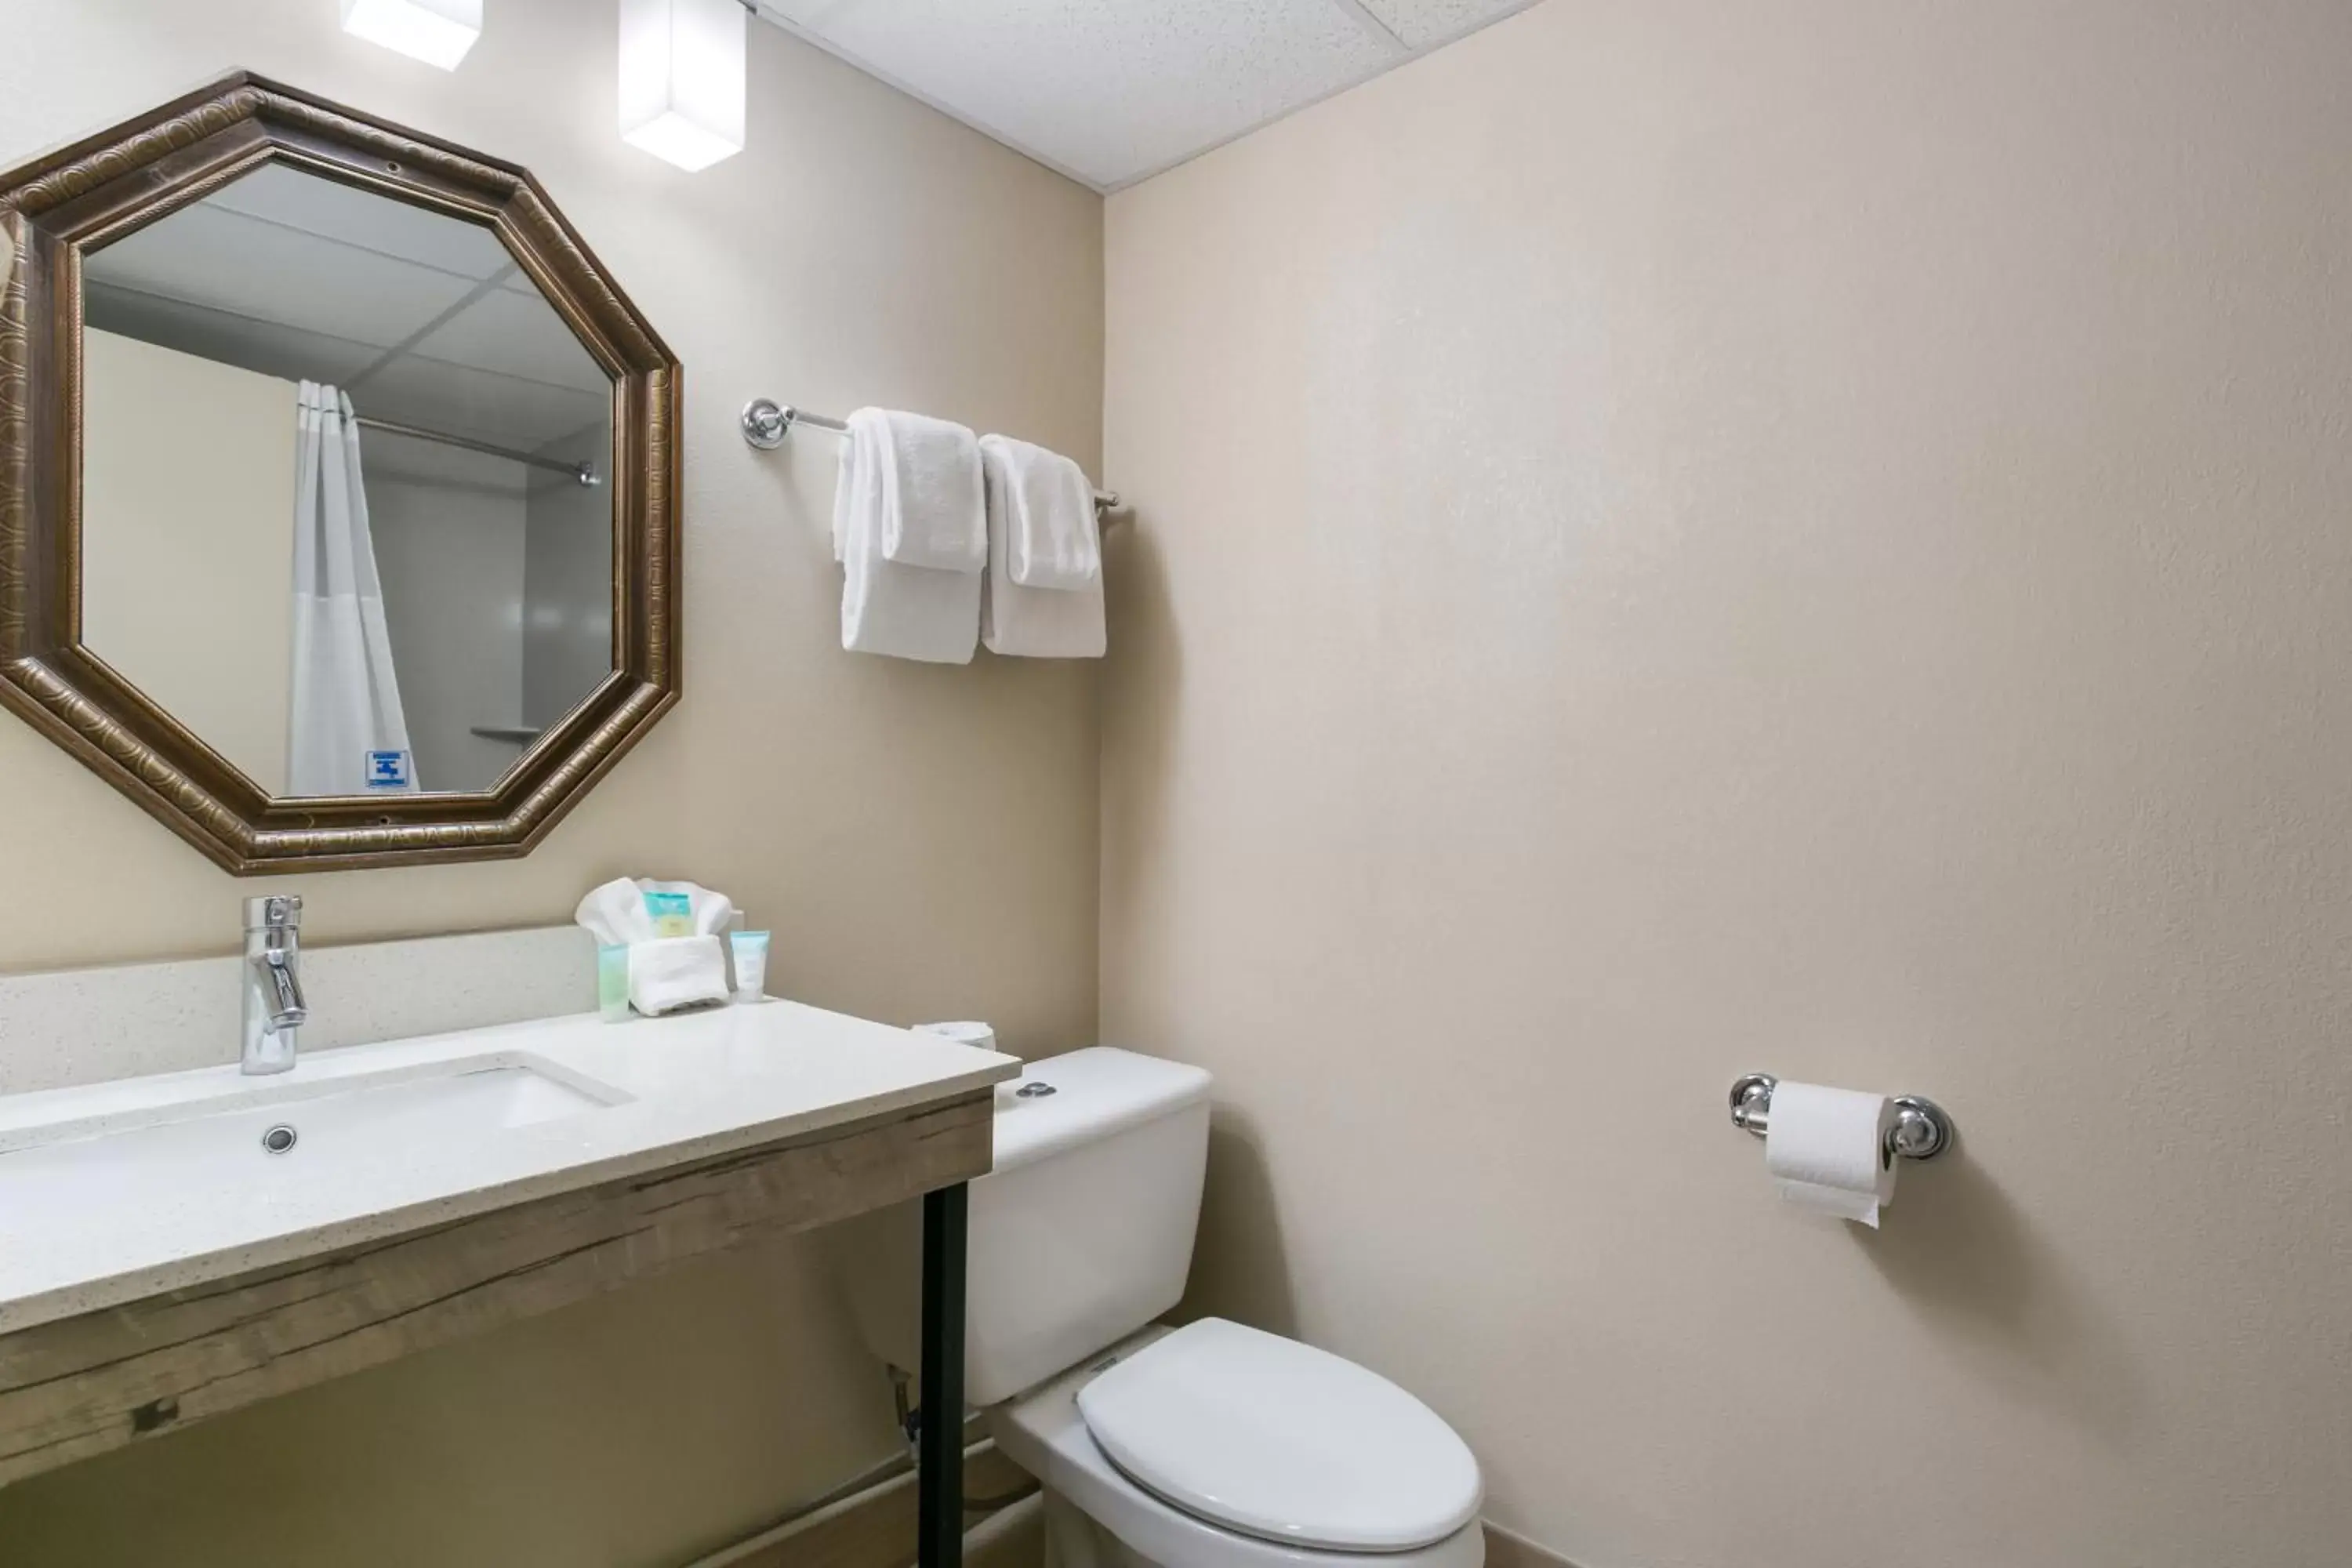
[1075,1318,1483,1552]
[993,1047,1211,1174]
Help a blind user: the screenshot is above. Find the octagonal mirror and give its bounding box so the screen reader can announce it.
[0,74,681,873]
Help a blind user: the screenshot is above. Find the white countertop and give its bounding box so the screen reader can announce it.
[0,1000,1020,1335]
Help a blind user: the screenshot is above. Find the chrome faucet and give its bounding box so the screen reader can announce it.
[241,895,307,1075]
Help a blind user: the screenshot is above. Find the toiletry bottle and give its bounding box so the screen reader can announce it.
[730,930,771,1003]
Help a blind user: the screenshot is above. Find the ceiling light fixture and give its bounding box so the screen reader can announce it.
[339,0,483,70]
[618,0,747,172]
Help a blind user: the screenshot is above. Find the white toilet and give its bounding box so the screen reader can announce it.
[834,1047,1484,1568]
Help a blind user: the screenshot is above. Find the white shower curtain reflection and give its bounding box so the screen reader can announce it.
[288,383,416,795]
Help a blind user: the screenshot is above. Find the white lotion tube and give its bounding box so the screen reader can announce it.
[729,930,770,1002]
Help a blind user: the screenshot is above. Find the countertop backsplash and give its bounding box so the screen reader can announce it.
[0,926,597,1096]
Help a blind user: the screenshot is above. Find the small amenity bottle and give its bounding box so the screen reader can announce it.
[729,931,770,1003]
[597,944,632,1022]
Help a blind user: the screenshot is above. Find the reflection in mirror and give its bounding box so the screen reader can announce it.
[78,162,615,797]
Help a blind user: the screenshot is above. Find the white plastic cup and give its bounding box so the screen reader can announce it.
[915,1021,996,1052]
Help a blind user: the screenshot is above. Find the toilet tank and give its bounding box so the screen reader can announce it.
[831,1047,1212,1407]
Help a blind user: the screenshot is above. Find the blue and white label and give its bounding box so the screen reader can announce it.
[365,750,411,789]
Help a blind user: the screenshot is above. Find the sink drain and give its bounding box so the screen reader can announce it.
[260,1124,298,1154]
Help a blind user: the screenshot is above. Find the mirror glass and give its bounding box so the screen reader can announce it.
[78,162,615,797]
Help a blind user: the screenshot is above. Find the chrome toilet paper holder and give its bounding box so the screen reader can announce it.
[1729,1073,1954,1164]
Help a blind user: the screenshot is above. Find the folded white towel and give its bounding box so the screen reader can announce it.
[982,441,1105,659]
[836,413,981,662]
[628,935,731,1015]
[977,434,1100,590]
[847,408,985,573]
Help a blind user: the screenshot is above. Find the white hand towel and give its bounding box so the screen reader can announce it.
[850,408,985,573]
[836,416,981,662]
[982,442,1105,659]
[628,935,731,1015]
[977,434,1101,589]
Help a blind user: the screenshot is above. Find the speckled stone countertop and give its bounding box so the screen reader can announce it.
[0,1000,1020,1336]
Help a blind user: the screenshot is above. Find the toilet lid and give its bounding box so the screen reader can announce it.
[1075,1319,1483,1552]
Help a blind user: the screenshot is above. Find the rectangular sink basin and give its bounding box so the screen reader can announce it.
[0,1055,627,1212]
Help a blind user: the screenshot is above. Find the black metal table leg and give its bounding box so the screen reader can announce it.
[918,1182,969,1568]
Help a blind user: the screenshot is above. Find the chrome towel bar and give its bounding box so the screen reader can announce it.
[741,397,1121,514]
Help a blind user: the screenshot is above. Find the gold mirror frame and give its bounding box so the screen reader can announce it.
[0,74,681,874]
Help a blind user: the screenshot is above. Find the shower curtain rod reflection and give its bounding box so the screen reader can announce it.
[353,414,601,488]
[738,398,1122,513]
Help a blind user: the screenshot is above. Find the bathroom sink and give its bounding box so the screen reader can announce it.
[0,1002,1020,1340]
[0,1055,626,1210]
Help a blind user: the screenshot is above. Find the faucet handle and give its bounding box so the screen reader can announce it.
[244,894,303,931]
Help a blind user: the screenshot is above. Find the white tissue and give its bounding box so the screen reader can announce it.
[573,877,738,946]
[574,878,653,947]
[1764,1081,1899,1228]
[636,878,738,938]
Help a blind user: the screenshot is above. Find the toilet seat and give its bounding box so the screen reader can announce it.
[1076,1319,1483,1552]
[992,1324,1486,1568]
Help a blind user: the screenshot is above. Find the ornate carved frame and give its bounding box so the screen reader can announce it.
[0,74,681,874]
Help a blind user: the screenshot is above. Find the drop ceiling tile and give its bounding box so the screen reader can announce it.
[407,289,612,394]
[800,0,1401,189]
[82,286,381,388]
[208,163,515,280]
[356,354,611,453]
[1353,0,1534,49]
[85,205,477,350]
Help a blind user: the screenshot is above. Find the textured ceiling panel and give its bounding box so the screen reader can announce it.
[1353,0,1533,49]
[412,289,612,394]
[83,169,611,453]
[764,0,1442,190]
[82,289,383,390]
[86,205,477,350]
[361,353,609,449]
[801,0,1399,189]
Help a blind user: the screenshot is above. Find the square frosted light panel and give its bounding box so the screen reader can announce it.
[340,0,483,70]
[618,0,746,171]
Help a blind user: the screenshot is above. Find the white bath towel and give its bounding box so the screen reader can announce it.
[977,434,1100,590]
[848,408,985,572]
[982,442,1105,659]
[835,413,981,662]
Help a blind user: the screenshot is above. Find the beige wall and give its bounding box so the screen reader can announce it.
[81,328,297,794]
[524,426,619,731]
[0,1,1101,1563]
[1101,3,2352,1566]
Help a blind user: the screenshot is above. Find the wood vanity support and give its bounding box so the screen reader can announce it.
[0,1091,993,1489]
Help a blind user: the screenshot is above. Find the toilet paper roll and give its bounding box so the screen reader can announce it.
[1763,1081,1898,1228]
